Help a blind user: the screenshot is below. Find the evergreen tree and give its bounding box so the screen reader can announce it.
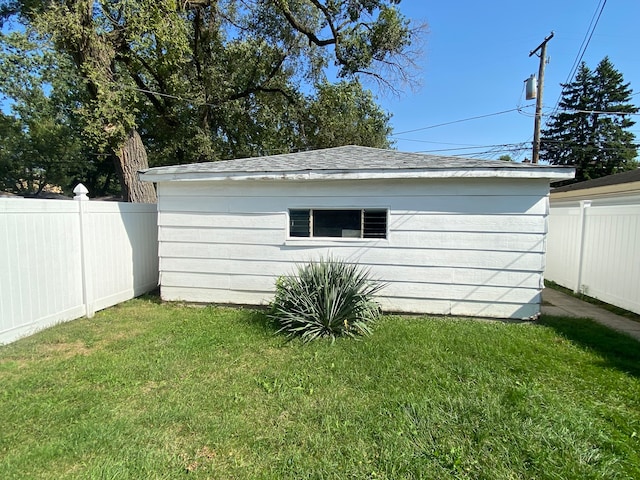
[541,57,638,183]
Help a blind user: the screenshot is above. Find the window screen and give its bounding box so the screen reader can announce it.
[363,210,388,238]
[289,209,310,237]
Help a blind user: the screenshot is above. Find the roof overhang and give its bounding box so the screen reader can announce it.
[139,167,575,183]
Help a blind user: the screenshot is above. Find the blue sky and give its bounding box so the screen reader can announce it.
[379,0,640,161]
[3,1,637,163]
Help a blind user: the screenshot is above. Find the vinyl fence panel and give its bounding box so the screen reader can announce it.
[546,199,640,314]
[0,196,158,344]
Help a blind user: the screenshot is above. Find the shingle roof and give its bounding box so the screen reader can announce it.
[552,168,640,193]
[140,145,574,182]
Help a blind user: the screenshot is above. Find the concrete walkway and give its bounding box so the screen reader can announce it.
[542,288,640,342]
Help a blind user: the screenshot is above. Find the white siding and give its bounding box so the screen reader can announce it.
[156,177,550,319]
[0,199,158,343]
[546,198,640,314]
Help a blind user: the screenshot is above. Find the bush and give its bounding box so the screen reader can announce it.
[269,257,385,342]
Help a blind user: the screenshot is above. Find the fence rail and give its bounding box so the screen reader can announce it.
[1,191,158,344]
[545,198,640,314]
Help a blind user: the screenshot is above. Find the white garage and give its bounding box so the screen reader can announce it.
[140,145,573,318]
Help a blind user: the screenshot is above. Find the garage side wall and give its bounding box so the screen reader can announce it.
[156,177,550,319]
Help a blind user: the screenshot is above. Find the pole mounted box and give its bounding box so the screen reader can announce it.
[526,75,537,100]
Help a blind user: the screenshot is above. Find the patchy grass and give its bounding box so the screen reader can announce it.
[0,298,639,479]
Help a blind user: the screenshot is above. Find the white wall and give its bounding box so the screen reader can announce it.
[156,177,551,319]
[0,198,158,344]
[546,197,640,314]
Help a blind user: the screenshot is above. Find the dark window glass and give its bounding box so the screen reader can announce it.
[313,210,360,237]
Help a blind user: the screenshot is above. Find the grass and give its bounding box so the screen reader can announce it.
[0,297,639,479]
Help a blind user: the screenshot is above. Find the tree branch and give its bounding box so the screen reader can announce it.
[273,0,336,47]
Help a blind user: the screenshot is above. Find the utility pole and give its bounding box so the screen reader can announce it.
[529,32,554,164]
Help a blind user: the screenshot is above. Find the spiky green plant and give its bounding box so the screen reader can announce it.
[269,257,385,342]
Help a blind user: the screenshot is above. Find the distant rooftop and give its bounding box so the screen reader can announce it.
[140,145,574,182]
[552,168,640,193]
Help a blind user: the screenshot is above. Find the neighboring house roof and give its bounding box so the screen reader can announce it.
[552,168,640,193]
[551,168,640,203]
[140,145,574,183]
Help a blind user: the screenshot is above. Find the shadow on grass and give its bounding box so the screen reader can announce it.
[137,288,162,304]
[540,315,640,378]
[232,307,283,338]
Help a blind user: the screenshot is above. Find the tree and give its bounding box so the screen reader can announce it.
[498,154,513,162]
[0,30,120,196]
[1,0,423,201]
[541,57,638,183]
[299,80,393,149]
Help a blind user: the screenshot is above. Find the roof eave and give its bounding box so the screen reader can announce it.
[139,167,575,183]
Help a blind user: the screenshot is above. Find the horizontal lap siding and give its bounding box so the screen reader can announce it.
[157,178,549,318]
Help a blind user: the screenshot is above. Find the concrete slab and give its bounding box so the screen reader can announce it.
[542,288,640,342]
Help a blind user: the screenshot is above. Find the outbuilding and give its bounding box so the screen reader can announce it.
[140,146,574,319]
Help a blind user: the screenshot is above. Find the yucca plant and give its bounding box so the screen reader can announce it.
[269,257,385,342]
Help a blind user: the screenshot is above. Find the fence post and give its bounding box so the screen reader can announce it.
[574,200,592,294]
[74,183,94,318]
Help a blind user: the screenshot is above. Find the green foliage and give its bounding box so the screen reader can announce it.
[541,57,638,183]
[270,257,385,342]
[1,1,418,197]
[0,30,119,196]
[301,80,393,149]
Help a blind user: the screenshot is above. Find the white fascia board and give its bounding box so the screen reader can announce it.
[139,167,575,183]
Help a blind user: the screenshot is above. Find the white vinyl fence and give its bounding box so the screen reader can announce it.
[0,190,158,344]
[545,198,640,314]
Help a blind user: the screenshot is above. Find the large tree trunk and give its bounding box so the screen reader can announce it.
[114,128,157,203]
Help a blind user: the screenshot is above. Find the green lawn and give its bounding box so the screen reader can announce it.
[1,297,639,479]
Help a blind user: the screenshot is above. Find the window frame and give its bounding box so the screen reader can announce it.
[287,207,389,241]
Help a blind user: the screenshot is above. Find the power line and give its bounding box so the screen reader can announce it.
[414,143,529,154]
[391,107,528,136]
[569,109,640,115]
[415,138,640,156]
[131,86,223,108]
[549,0,608,117]
[465,147,531,159]
[567,0,606,83]
[391,138,486,146]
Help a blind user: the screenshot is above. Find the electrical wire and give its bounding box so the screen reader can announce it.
[391,138,486,146]
[131,86,222,108]
[549,0,608,117]
[569,109,639,115]
[414,143,529,154]
[391,108,527,136]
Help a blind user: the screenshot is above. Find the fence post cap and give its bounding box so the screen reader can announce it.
[73,183,89,201]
